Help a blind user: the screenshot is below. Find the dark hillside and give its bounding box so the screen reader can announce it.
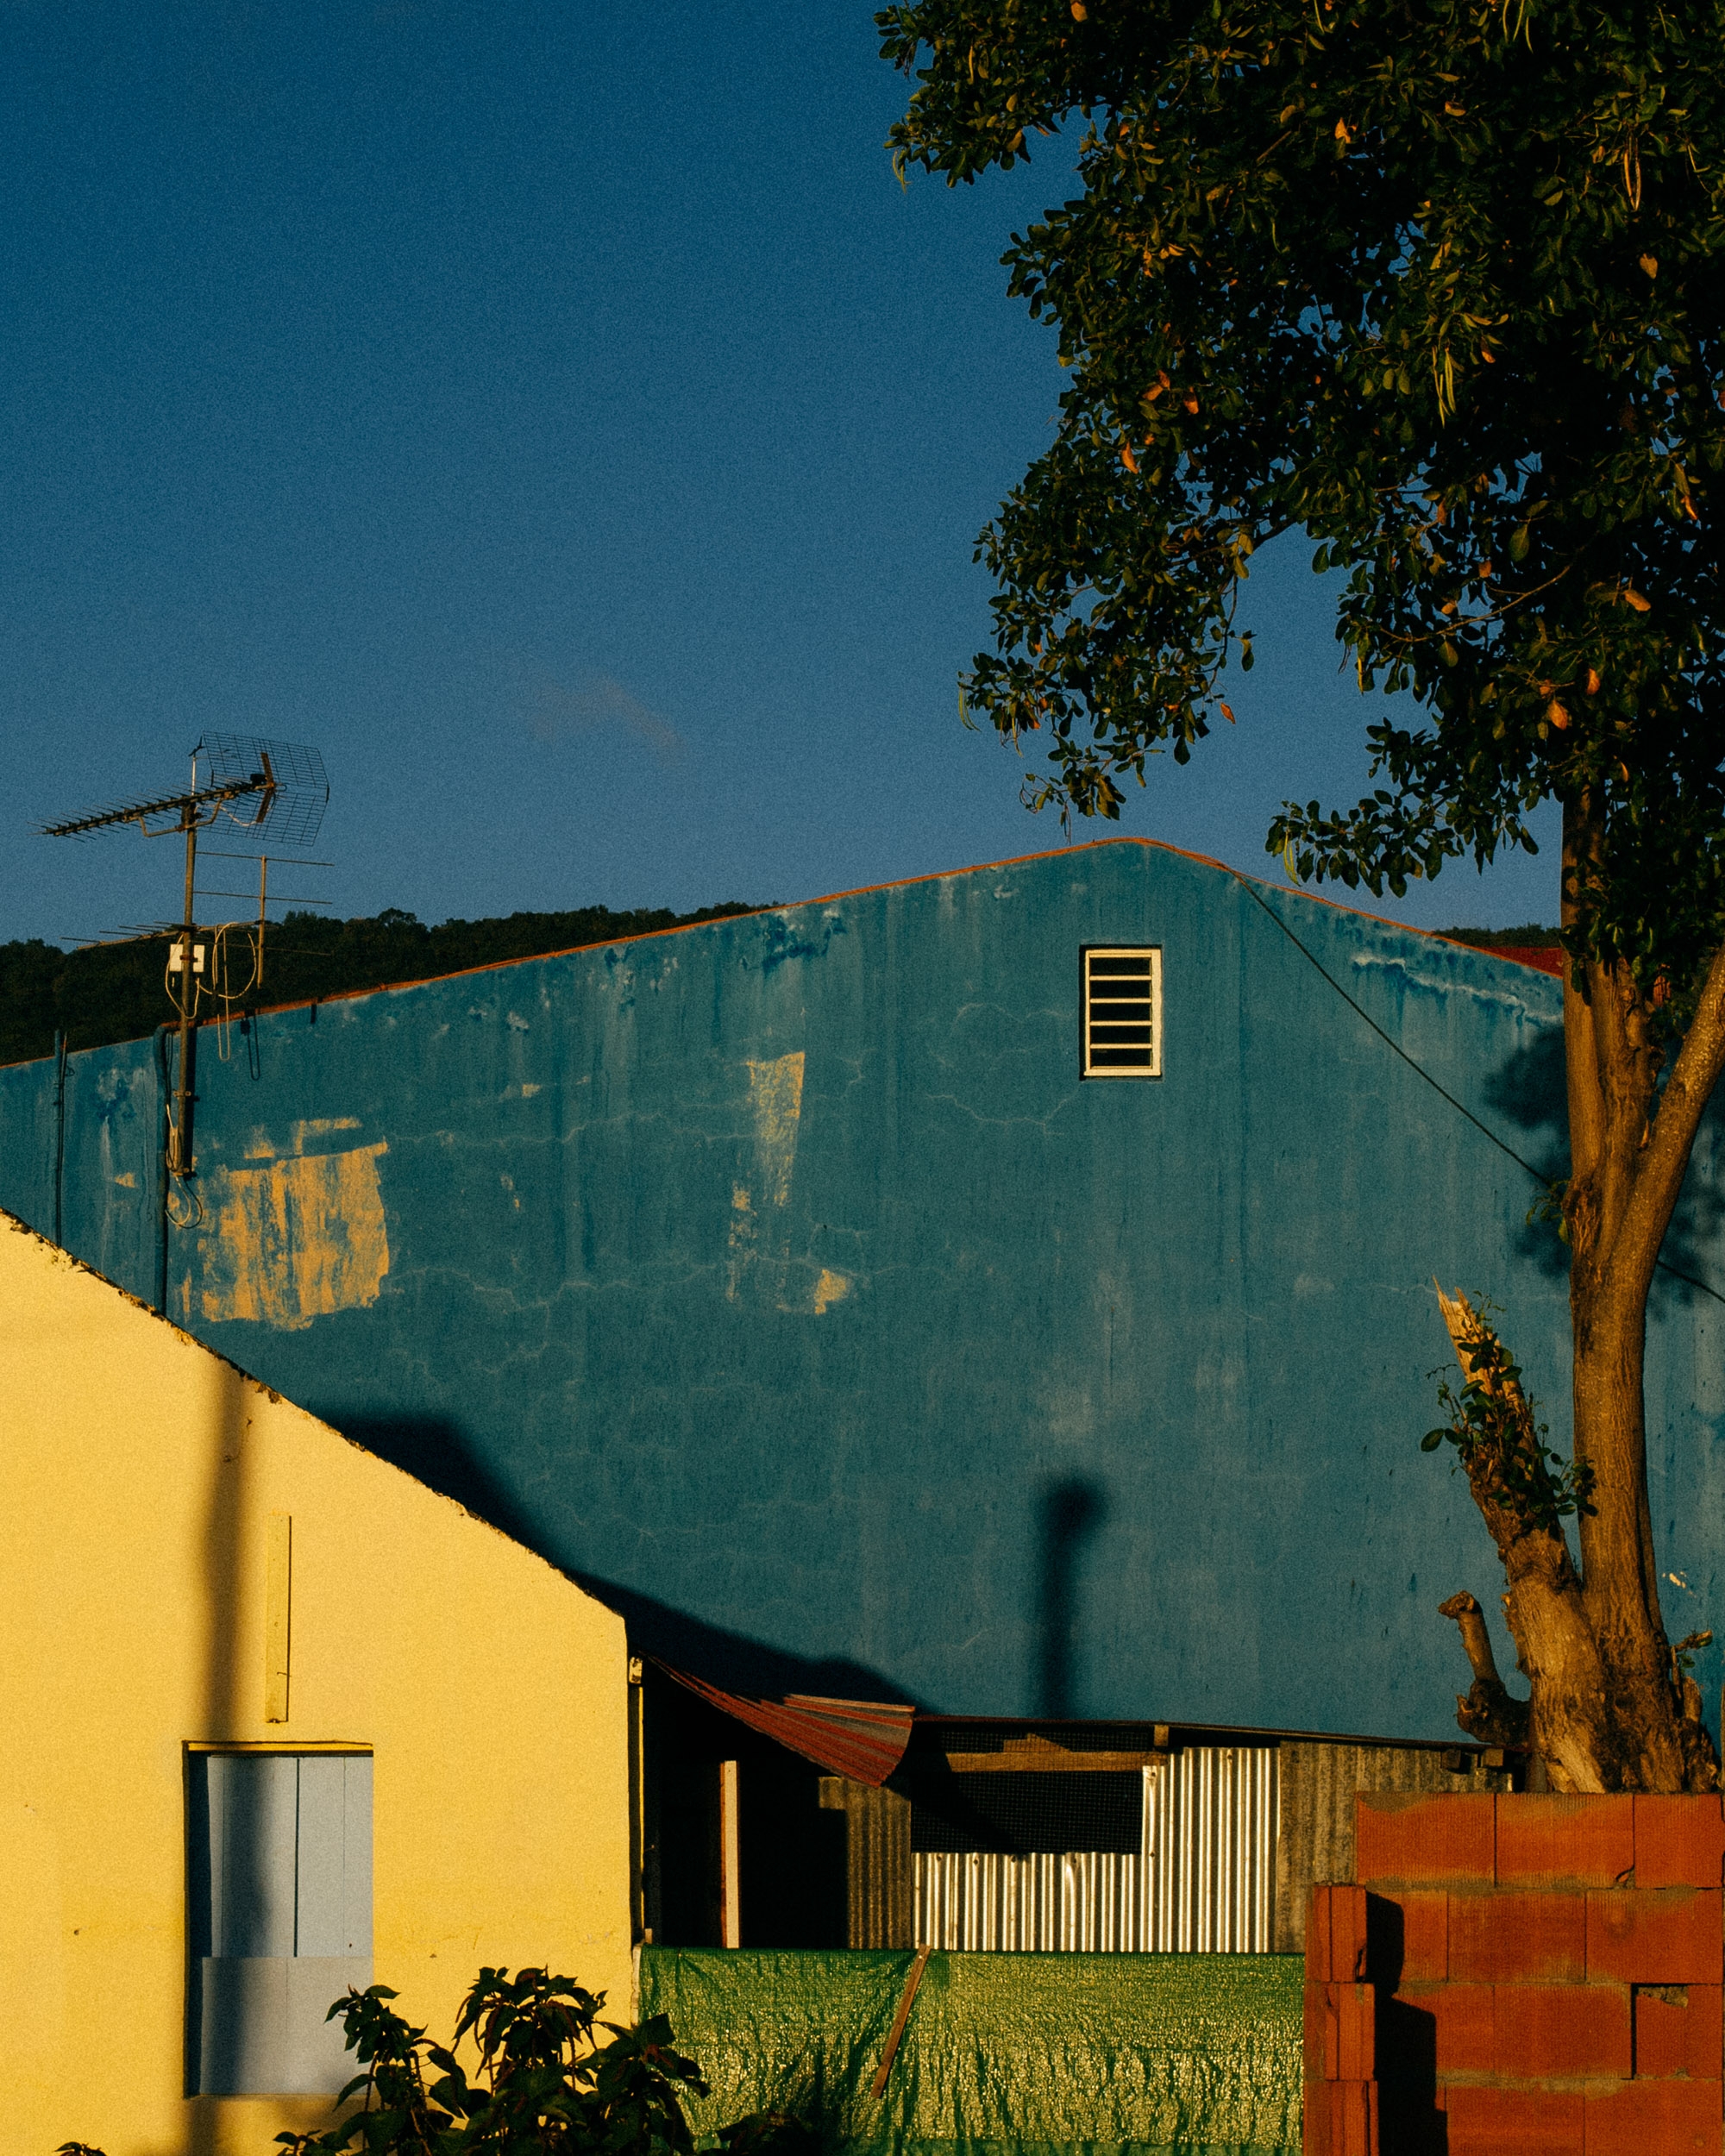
[0,900,765,1067]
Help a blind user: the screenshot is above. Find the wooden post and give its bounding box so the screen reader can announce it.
[718,1758,741,1947]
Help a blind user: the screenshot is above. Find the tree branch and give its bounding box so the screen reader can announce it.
[1436,1286,1610,1790]
[1439,1589,1531,1749]
[1612,938,1725,1308]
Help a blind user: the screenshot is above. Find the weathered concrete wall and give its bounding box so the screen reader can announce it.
[4,837,1722,1735]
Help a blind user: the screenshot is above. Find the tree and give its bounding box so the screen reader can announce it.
[881,0,1725,1791]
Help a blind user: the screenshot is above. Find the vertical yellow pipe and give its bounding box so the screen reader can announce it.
[264,1512,292,1722]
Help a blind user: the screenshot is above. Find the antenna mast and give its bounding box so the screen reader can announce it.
[41,734,329,1190]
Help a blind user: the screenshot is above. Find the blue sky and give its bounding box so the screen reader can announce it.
[0,2,1560,947]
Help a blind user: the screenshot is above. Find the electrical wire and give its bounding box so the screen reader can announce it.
[1231,870,1725,1311]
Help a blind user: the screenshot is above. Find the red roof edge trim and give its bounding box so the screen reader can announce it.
[1484,944,1565,978]
[652,1662,914,1788]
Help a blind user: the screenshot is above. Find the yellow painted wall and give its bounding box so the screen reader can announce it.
[0,1210,633,2156]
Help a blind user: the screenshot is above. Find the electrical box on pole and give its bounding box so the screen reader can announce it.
[40,735,329,1196]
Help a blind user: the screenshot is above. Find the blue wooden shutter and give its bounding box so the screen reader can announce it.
[190,1753,373,2096]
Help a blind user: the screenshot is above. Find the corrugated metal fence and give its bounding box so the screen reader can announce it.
[914,1746,1276,1952]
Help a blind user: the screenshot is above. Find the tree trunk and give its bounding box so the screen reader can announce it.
[1439,793,1725,1793]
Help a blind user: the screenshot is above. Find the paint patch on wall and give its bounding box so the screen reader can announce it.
[292,1118,361,1153]
[812,1268,851,1315]
[196,1143,389,1331]
[746,1053,805,1206]
[726,1184,756,1303]
[726,1056,808,1305]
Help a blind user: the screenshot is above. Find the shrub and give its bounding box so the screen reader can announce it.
[57,1965,813,2156]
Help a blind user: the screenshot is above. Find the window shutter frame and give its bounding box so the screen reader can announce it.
[1080,946,1163,1079]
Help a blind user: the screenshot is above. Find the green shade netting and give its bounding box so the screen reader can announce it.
[639,1948,1302,2156]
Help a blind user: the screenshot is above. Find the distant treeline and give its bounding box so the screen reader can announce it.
[1440,923,1561,950]
[0,901,765,1068]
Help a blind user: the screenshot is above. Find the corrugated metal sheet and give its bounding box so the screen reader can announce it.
[915,1848,1146,1952]
[1271,1739,1510,1953]
[819,1777,914,1946]
[653,1661,914,1786]
[1144,1744,1276,1952]
[914,1747,1276,1952]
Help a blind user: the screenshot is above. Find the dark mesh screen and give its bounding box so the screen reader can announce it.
[910,1769,1143,1856]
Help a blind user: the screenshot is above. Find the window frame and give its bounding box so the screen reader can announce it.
[1079,944,1164,1081]
[183,1743,374,2099]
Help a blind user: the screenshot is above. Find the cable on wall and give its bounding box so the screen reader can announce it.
[1229,869,1725,1313]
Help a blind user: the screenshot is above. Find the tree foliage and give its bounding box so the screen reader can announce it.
[881,0,1725,998]
[1422,1302,1596,1535]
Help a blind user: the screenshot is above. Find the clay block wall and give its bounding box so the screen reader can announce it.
[1305,1792,1725,2156]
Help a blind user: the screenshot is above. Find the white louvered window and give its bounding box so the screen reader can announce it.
[1081,948,1162,1078]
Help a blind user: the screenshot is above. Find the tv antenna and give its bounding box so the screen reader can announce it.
[41,734,329,1190]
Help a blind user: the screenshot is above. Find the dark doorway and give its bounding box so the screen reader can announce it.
[643,1669,847,1948]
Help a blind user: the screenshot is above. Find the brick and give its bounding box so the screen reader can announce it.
[1302,2073,1329,2156]
[1584,2077,1722,2154]
[1690,1986,1723,2081]
[1635,1797,1725,1890]
[1304,1979,1376,2081]
[1402,1981,1494,2074]
[1636,1986,1691,2079]
[1450,1888,1585,1982]
[1305,2077,1376,2156]
[1496,1979,1631,2079]
[1499,1795,1635,1888]
[1330,2078,1377,2156]
[1336,1982,1375,2083]
[1357,1792,1496,1886]
[1334,1883,1369,1982]
[1304,1977,1327,2078]
[1589,1890,1724,1984]
[1627,1980,1723,2080]
[1308,1883,1369,1982]
[1440,2082,1584,2155]
[1308,1889,1332,1984]
[1398,1890,1450,1982]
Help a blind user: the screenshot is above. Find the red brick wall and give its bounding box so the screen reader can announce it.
[1304,1793,1725,2156]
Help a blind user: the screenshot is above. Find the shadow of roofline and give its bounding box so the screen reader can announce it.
[327,1411,921,1708]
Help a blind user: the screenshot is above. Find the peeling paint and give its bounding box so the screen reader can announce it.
[726,1056,807,1305]
[812,1268,850,1314]
[746,1052,805,1207]
[1349,950,1552,1020]
[195,1142,390,1330]
[291,1117,361,1155]
[725,1183,756,1303]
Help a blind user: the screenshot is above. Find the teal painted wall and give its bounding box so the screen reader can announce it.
[5,838,1722,1734]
